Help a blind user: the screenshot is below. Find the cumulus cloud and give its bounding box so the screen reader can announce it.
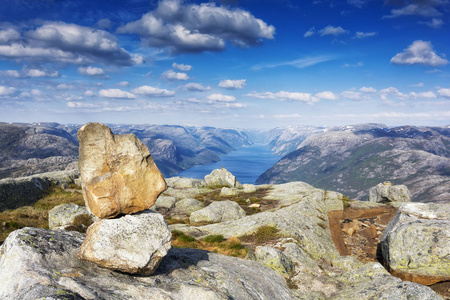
[78,66,106,77]
[25,69,59,77]
[117,81,130,87]
[437,88,450,98]
[99,89,136,98]
[162,70,190,81]
[207,93,236,102]
[246,91,318,104]
[184,83,210,92]
[354,32,377,39]
[117,0,275,54]
[340,90,364,101]
[315,91,338,100]
[0,86,16,96]
[218,79,246,89]
[0,22,143,66]
[319,25,348,36]
[409,91,436,99]
[131,85,175,97]
[359,86,377,93]
[0,70,20,77]
[57,84,75,90]
[391,40,448,67]
[172,62,192,71]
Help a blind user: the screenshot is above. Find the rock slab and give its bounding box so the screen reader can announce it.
[78,210,171,275]
[368,182,410,203]
[0,227,294,300]
[380,202,450,285]
[190,200,246,224]
[78,122,167,219]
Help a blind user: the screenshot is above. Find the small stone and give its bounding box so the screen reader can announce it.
[219,187,238,196]
[204,168,241,188]
[248,203,261,208]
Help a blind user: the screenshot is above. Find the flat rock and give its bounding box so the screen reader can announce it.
[77,122,167,219]
[380,202,450,285]
[368,182,410,203]
[78,210,171,275]
[190,200,246,224]
[48,203,95,231]
[204,167,241,188]
[0,227,294,300]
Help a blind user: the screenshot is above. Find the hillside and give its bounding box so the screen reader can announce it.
[0,123,252,179]
[256,124,450,203]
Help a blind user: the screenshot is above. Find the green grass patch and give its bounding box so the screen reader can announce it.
[203,234,224,243]
[240,225,281,244]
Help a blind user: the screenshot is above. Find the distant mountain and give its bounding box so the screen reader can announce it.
[264,126,326,156]
[0,123,252,179]
[256,124,450,203]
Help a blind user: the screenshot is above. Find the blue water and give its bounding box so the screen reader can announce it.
[177,144,280,184]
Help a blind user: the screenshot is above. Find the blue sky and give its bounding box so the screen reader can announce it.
[0,0,449,128]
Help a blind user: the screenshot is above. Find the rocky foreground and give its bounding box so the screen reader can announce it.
[0,172,448,299]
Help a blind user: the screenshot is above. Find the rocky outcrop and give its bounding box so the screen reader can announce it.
[190,200,246,224]
[253,246,295,278]
[48,203,95,231]
[368,182,410,203]
[0,169,79,212]
[78,122,167,219]
[0,227,294,300]
[78,211,172,275]
[205,167,242,187]
[380,202,450,285]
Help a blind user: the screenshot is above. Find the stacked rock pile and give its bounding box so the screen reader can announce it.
[76,122,171,275]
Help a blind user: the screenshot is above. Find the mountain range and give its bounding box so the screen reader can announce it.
[1,122,448,203]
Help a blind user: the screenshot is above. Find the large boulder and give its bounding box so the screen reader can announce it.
[0,227,294,300]
[190,200,246,224]
[368,182,410,203]
[204,167,241,188]
[78,210,171,275]
[379,202,450,285]
[48,203,95,231]
[77,122,167,219]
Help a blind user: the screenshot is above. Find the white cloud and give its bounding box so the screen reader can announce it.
[391,40,448,67]
[31,89,43,97]
[0,28,20,43]
[409,91,436,99]
[246,91,318,104]
[84,91,95,97]
[184,83,211,92]
[0,86,16,96]
[162,70,190,81]
[340,90,364,100]
[315,91,337,100]
[343,62,364,68]
[207,94,236,102]
[57,84,75,90]
[218,79,246,89]
[0,22,143,66]
[359,86,377,93]
[117,0,275,54]
[172,62,192,71]
[0,70,20,77]
[96,18,113,29]
[354,32,377,39]
[24,68,59,77]
[319,25,348,36]
[437,88,450,98]
[78,66,106,77]
[253,55,335,70]
[385,4,442,18]
[410,83,424,87]
[379,87,406,100]
[304,27,316,38]
[117,81,130,87]
[131,85,175,97]
[273,113,302,119]
[420,18,444,29]
[99,89,136,98]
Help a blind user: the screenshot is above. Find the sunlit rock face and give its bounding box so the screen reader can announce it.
[78,122,167,219]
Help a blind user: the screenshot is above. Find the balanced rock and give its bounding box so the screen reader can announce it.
[190,200,246,224]
[205,167,241,188]
[78,210,171,275]
[78,122,167,219]
[368,182,410,203]
[380,202,450,285]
